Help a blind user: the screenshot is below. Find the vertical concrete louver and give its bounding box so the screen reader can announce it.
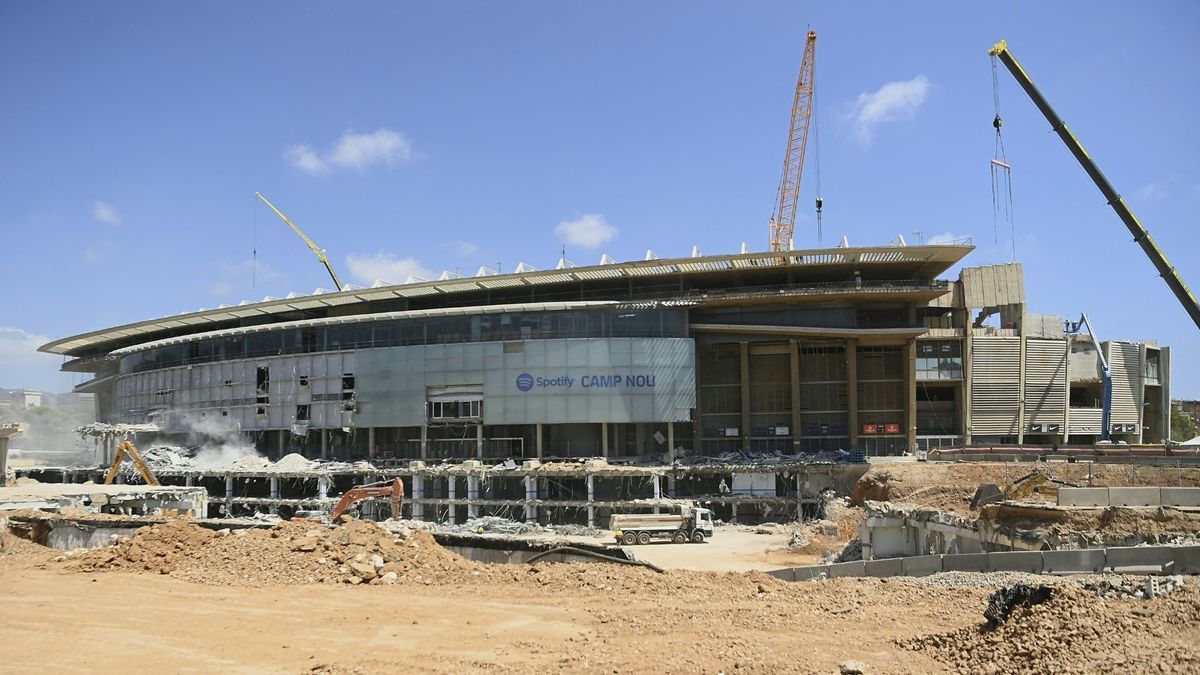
[1106,342,1143,429]
[968,336,1021,436]
[1023,338,1068,432]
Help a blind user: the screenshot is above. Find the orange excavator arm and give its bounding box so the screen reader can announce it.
[328,478,405,521]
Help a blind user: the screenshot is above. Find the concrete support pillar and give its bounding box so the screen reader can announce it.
[476,423,484,459]
[320,428,329,460]
[447,477,457,523]
[906,338,918,454]
[789,339,802,453]
[412,475,425,521]
[739,341,751,450]
[666,423,676,463]
[224,475,234,504]
[420,424,428,460]
[963,334,974,445]
[524,475,538,522]
[652,474,662,514]
[184,474,193,487]
[535,423,544,459]
[277,430,285,459]
[368,427,376,459]
[666,474,676,499]
[600,423,608,458]
[1017,333,1027,445]
[586,474,595,528]
[847,338,859,448]
[466,474,480,519]
[269,476,280,515]
[317,475,331,500]
[795,473,803,520]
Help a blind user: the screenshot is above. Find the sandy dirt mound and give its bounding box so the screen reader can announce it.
[900,584,1200,673]
[69,519,475,586]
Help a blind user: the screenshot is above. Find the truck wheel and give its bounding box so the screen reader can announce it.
[672,531,687,544]
[637,532,651,545]
[691,531,706,544]
[622,532,637,546]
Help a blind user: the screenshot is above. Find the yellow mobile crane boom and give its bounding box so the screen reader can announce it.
[989,40,1200,330]
[255,191,345,291]
[769,30,817,253]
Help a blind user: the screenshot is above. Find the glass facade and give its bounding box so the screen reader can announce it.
[120,308,687,375]
[916,340,963,380]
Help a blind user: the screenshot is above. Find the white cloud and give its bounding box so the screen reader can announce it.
[285,128,413,174]
[92,201,122,225]
[555,214,617,248]
[846,75,931,145]
[285,145,328,174]
[1137,183,1168,200]
[455,240,479,256]
[926,232,972,245]
[0,326,72,392]
[329,129,412,169]
[346,251,434,284]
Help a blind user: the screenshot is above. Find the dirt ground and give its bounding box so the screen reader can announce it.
[3,519,1198,674]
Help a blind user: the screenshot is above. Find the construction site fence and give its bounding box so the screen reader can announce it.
[767,545,1200,582]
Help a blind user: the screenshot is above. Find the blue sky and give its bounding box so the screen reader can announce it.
[1,2,1197,396]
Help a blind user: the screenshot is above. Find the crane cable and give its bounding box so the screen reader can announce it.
[990,55,1017,261]
[813,59,824,247]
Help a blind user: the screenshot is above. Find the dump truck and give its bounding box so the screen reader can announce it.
[610,504,714,545]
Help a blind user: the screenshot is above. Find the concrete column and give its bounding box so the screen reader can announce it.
[467,474,480,519]
[906,338,918,453]
[790,339,802,453]
[847,338,859,447]
[535,423,544,459]
[524,475,537,522]
[368,427,376,459]
[667,474,676,498]
[447,477,457,523]
[739,341,751,450]
[184,474,193,487]
[586,474,596,528]
[320,428,328,460]
[224,475,234,513]
[277,430,285,458]
[666,423,676,463]
[317,475,330,500]
[652,474,662,514]
[600,423,608,458]
[476,423,484,459]
[963,334,974,445]
[269,476,280,515]
[795,473,803,520]
[412,475,425,521]
[420,424,428,460]
[1017,332,1027,445]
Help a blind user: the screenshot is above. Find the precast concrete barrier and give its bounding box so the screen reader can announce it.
[1057,486,1200,507]
[768,545,1200,582]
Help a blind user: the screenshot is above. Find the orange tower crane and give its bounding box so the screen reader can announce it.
[769,30,817,252]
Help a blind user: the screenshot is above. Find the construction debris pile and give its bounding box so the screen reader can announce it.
[900,581,1200,674]
[66,519,470,586]
[676,448,866,467]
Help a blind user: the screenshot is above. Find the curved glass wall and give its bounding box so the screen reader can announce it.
[120,308,687,375]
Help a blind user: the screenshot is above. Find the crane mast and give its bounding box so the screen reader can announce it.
[769,30,817,252]
[989,40,1200,330]
[255,192,345,291]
